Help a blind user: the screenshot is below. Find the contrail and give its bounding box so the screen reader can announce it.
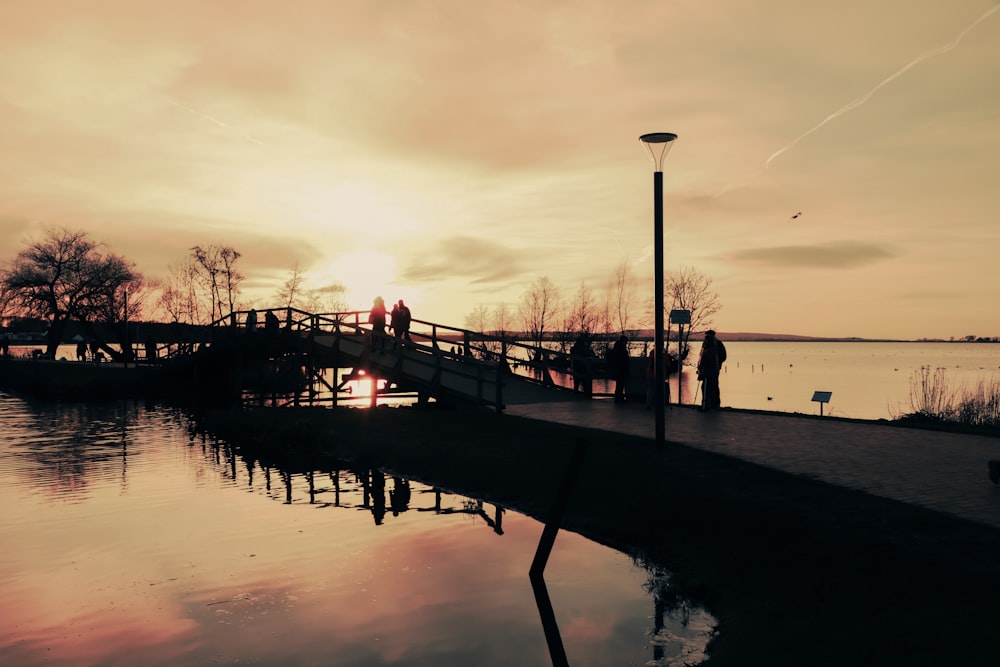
[168,99,265,145]
[766,3,1000,167]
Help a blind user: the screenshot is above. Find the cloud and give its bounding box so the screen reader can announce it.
[724,241,895,269]
[401,236,531,284]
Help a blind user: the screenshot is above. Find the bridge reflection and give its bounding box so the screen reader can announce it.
[187,424,714,665]
[191,421,507,532]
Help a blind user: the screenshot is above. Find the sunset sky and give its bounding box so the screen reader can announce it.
[2,0,998,340]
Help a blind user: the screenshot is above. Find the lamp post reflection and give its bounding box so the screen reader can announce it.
[529,441,588,667]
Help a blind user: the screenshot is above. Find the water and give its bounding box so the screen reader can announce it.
[701,341,1000,420]
[0,394,714,667]
[518,341,1000,421]
[18,341,1000,421]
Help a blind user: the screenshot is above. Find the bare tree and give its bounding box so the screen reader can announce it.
[556,282,598,354]
[218,246,242,315]
[565,281,599,334]
[519,275,560,350]
[190,246,221,321]
[275,263,347,314]
[316,282,348,313]
[665,266,722,362]
[493,302,515,337]
[611,260,638,335]
[465,304,495,359]
[190,244,242,322]
[277,262,307,309]
[0,281,15,326]
[163,245,244,324]
[157,258,203,323]
[1,228,140,358]
[464,305,491,333]
[464,302,515,361]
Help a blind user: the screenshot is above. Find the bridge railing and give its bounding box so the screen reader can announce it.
[213,307,603,388]
[210,308,511,409]
[394,317,603,391]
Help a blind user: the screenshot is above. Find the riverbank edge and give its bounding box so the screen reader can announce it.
[194,403,1000,667]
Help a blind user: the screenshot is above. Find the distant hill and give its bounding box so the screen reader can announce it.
[630,329,905,342]
[716,332,889,342]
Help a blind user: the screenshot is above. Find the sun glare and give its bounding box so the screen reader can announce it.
[323,249,399,310]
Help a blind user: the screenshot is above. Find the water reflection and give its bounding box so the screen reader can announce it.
[185,423,510,533]
[0,394,715,666]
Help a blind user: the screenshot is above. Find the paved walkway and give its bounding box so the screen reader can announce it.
[506,399,1000,530]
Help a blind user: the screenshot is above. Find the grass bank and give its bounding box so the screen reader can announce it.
[197,404,999,667]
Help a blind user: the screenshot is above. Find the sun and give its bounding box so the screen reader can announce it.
[322,249,400,311]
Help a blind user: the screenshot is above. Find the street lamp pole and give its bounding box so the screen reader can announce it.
[640,132,678,445]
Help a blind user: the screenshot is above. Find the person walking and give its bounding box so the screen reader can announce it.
[396,300,412,343]
[570,333,594,396]
[369,296,388,352]
[696,330,727,411]
[611,335,630,404]
[391,299,412,348]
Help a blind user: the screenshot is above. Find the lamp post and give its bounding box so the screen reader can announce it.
[640,132,678,445]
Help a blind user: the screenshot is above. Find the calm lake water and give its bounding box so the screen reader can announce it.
[0,394,715,667]
[701,341,1000,420]
[521,341,1000,421]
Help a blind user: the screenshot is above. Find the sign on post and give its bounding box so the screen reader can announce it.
[811,391,832,416]
[668,310,691,404]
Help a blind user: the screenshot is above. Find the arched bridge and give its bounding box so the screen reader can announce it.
[173,308,627,411]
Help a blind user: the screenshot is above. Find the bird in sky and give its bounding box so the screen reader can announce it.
[789,212,802,221]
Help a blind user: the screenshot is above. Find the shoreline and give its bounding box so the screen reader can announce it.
[196,404,1000,667]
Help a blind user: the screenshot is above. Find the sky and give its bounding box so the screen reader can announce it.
[1,0,998,340]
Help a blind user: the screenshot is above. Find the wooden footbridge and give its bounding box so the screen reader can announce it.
[166,307,627,411]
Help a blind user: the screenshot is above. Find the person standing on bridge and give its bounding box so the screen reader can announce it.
[392,299,412,348]
[369,296,388,352]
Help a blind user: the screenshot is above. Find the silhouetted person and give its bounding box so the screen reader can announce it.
[570,333,594,396]
[89,341,100,362]
[1,335,9,358]
[610,335,630,403]
[390,477,411,516]
[392,299,412,346]
[369,296,387,352]
[645,347,670,409]
[370,469,386,525]
[390,301,401,347]
[697,330,727,411]
[76,341,87,361]
[245,308,258,333]
[264,309,279,337]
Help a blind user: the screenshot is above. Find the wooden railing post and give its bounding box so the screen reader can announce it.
[476,364,484,403]
[495,362,503,414]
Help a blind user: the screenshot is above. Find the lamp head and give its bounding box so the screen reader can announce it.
[639,132,678,171]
